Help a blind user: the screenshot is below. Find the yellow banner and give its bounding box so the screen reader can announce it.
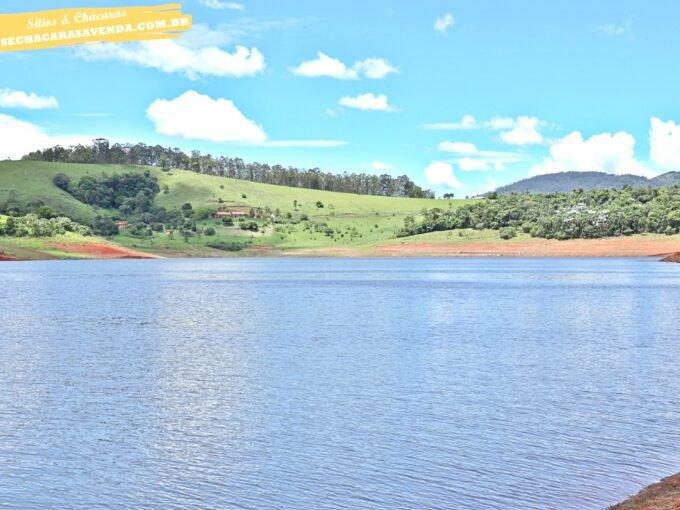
[0,3,192,52]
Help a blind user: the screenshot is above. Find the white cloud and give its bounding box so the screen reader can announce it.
[437,141,478,154]
[499,116,544,146]
[486,117,516,130]
[596,20,631,36]
[339,93,396,112]
[292,52,357,79]
[530,131,652,177]
[424,161,461,189]
[434,13,455,33]
[436,141,524,171]
[353,58,398,79]
[291,52,397,80]
[0,113,90,160]
[459,158,491,172]
[421,115,478,130]
[423,114,546,145]
[649,117,680,171]
[77,39,265,79]
[146,91,345,147]
[371,160,393,171]
[0,88,58,109]
[147,90,266,143]
[199,0,244,9]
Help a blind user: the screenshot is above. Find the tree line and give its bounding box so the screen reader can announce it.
[23,139,435,198]
[399,186,680,240]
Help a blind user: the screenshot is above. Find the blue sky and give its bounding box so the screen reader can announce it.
[2,0,680,196]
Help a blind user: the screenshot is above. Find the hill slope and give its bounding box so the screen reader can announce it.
[0,160,456,219]
[494,171,680,194]
[0,160,464,256]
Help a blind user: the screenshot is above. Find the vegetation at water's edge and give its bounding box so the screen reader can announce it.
[1,160,679,259]
[400,187,680,240]
[23,139,435,198]
[0,212,92,237]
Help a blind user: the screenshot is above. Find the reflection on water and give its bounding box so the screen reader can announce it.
[0,258,679,509]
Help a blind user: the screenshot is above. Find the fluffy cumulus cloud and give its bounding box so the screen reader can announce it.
[353,58,398,79]
[146,91,345,147]
[0,88,58,109]
[649,117,680,171]
[199,0,244,9]
[0,113,90,160]
[530,131,652,177]
[424,161,461,189]
[146,91,266,143]
[434,13,455,33]
[291,52,397,80]
[77,38,264,79]
[339,93,396,112]
[499,116,544,146]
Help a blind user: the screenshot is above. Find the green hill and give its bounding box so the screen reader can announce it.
[0,160,464,256]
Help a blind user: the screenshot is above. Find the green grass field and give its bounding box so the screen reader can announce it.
[0,160,466,256]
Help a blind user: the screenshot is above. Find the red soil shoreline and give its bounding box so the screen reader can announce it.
[289,236,680,259]
[49,242,159,259]
[1,237,678,261]
[376,237,680,258]
[612,473,680,509]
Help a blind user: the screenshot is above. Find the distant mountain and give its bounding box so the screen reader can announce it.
[494,171,680,194]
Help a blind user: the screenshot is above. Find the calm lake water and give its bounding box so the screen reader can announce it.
[0,258,679,509]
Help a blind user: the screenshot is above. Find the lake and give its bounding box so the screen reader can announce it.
[0,258,679,509]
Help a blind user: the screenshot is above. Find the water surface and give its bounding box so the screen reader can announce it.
[1,258,679,509]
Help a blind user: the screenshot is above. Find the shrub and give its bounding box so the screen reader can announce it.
[52,173,71,191]
[91,217,119,236]
[4,213,91,237]
[194,206,215,220]
[499,227,517,240]
[239,220,259,232]
[204,227,216,236]
[35,206,59,219]
[206,241,244,252]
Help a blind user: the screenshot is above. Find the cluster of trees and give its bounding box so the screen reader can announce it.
[0,213,91,237]
[26,139,434,198]
[399,187,680,240]
[53,171,187,236]
[53,170,159,213]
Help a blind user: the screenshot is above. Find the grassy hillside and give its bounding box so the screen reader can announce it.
[0,160,465,255]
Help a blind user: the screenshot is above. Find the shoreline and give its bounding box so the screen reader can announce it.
[1,235,679,262]
[612,473,680,509]
[1,249,678,262]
